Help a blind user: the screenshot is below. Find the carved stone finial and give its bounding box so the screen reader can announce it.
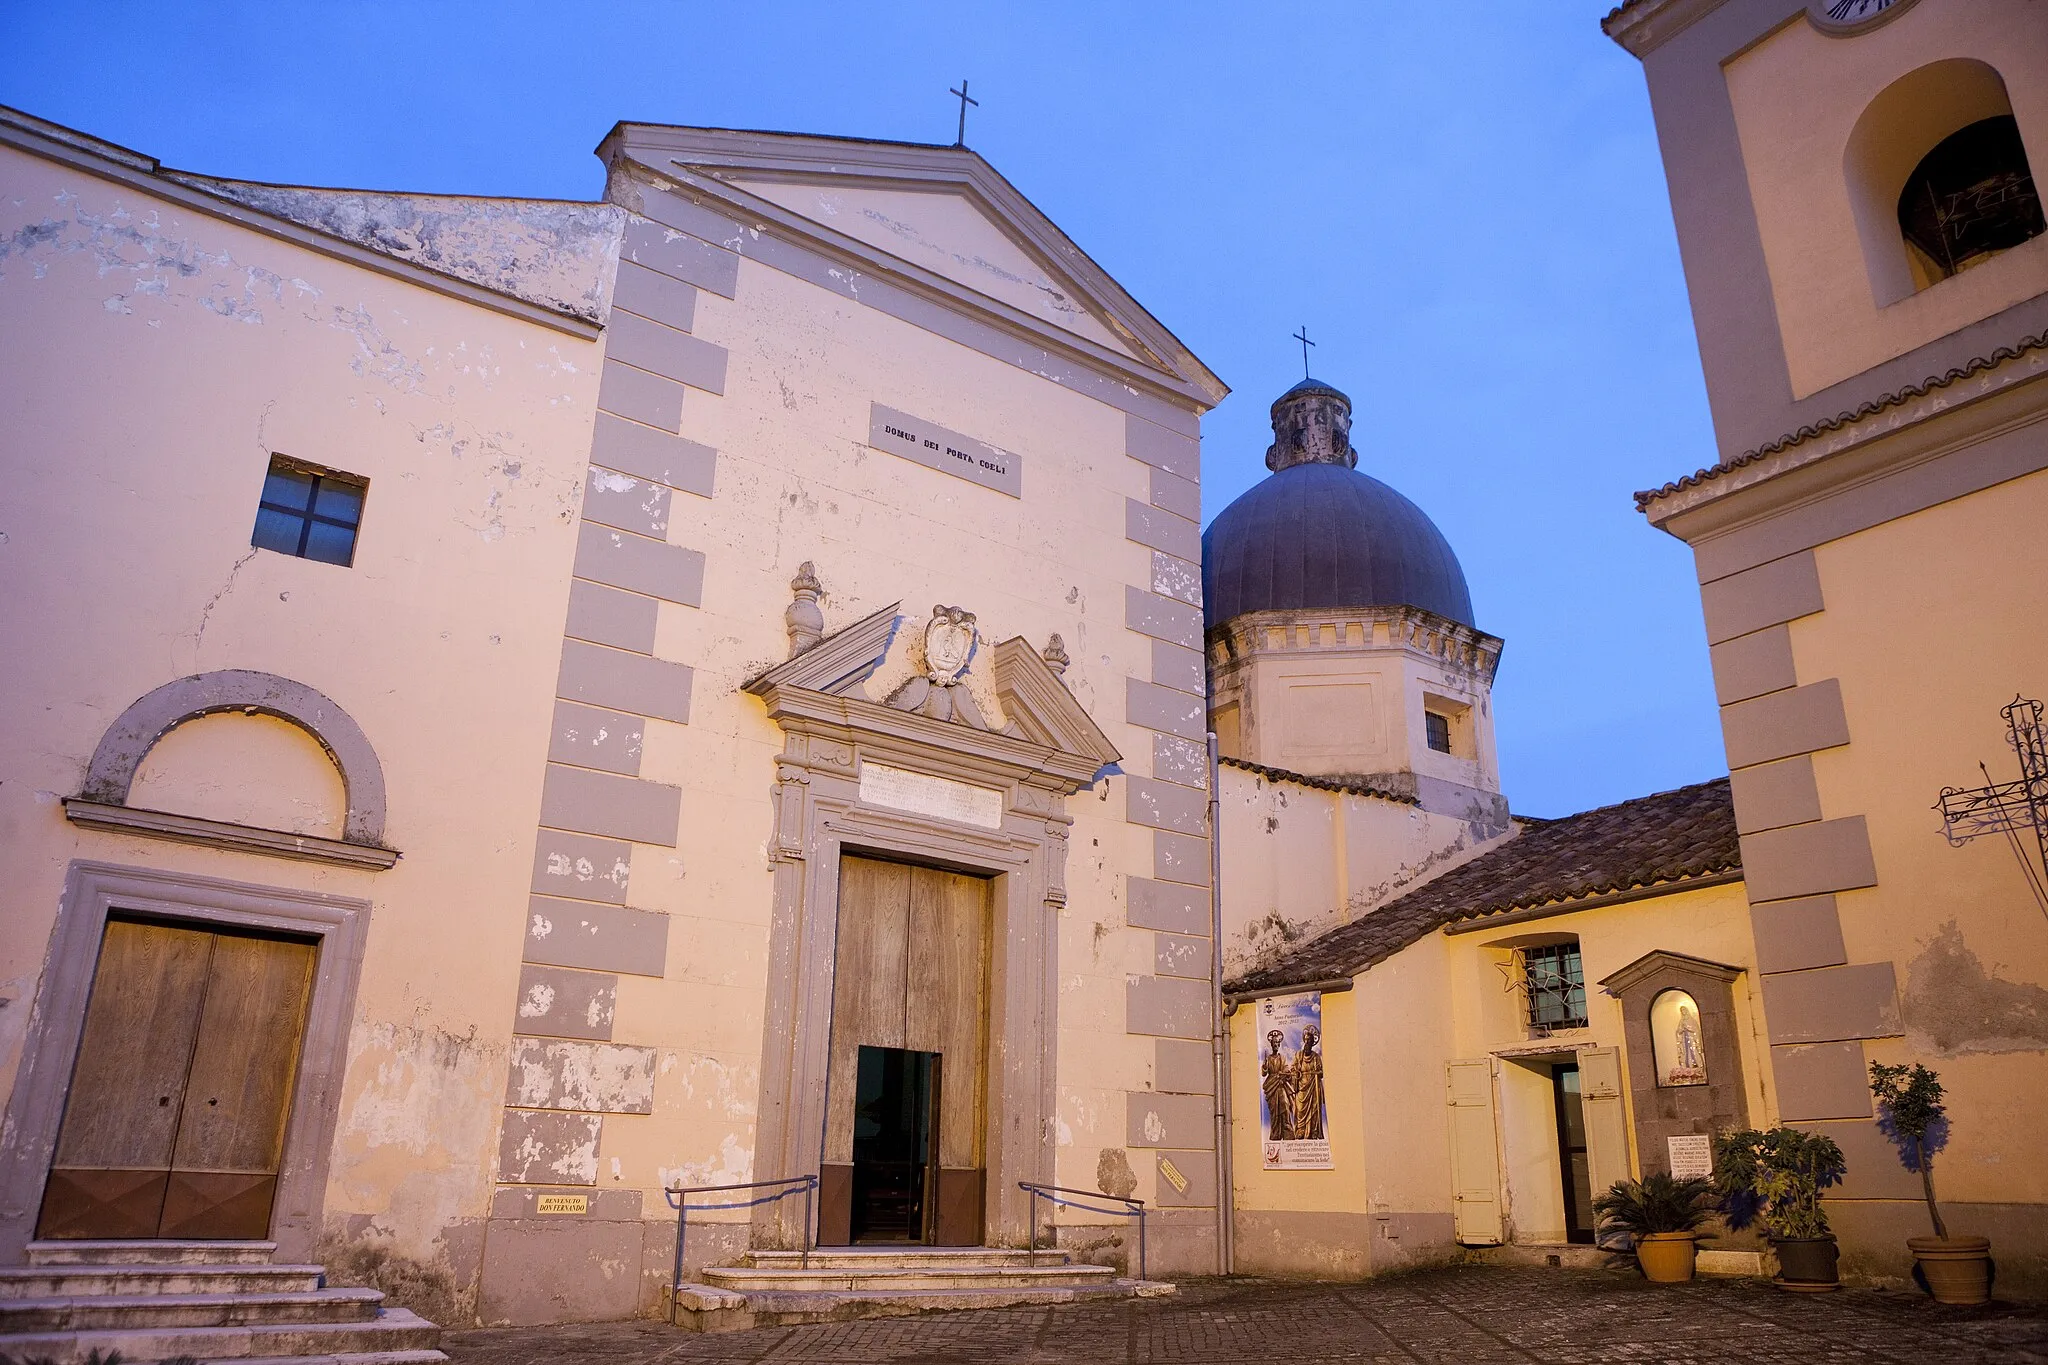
[1041,633,1070,677]
[1264,378,1357,472]
[785,561,824,657]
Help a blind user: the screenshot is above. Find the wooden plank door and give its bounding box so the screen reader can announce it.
[36,920,215,1238]
[905,866,989,1246]
[37,918,316,1241]
[822,857,913,1244]
[162,933,316,1237]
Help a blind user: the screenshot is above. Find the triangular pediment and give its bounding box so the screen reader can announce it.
[600,125,1225,408]
[730,176,1138,358]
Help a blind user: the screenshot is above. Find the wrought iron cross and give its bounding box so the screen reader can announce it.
[950,80,979,147]
[1936,695,2048,908]
[1292,325,1315,379]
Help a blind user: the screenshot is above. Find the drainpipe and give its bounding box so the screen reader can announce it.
[1207,730,1234,1276]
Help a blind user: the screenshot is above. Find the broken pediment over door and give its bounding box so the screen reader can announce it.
[744,600,1120,789]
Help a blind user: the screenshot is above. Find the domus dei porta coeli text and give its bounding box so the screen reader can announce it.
[0,0,2045,1350]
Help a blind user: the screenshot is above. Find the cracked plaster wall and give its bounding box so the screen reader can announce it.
[0,144,603,1313]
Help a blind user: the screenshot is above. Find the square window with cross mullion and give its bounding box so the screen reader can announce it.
[1523,943,1588,1030]
[252,457,366,566]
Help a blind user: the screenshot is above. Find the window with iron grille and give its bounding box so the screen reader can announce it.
[252,456,366,566]
[1425,711,1452,754]
[1522,943,1588,1031]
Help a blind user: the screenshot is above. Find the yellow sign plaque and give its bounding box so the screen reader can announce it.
[535,1194,589,1215]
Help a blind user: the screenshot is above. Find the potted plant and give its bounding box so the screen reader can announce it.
[1870,1060,1991,1304]
[1712,1127,1847,1290]
[1592,1171,1716,1283]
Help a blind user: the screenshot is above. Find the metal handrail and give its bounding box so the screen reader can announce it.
[1019,1180,1148,1281]
[664,1173,818,1292]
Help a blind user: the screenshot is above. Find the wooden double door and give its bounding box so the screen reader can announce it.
[820,856,990,1246]
[37,917,316,1240]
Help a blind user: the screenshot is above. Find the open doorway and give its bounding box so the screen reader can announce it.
[1551,1063,1595,1245]
[849,1046,941,1243]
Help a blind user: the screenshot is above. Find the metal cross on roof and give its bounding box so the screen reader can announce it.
[1936,695,2048,911]
[1292,325,1315,379]
[950,80,979,147]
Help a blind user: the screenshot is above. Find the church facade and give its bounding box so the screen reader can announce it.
[0,106,1229,1330]
[3,0,2044,1337]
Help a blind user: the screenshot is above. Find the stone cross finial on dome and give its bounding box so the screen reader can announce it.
[1265,378,1357,473]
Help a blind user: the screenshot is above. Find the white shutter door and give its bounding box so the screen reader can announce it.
[1579,1046,1631,1206]
[1444,1058,1502,1246]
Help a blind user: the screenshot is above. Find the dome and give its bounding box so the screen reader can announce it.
[1203,465,1476,628]
[1203,377,1476,629]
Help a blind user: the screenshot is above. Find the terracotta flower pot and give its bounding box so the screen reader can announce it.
[1771,1236,1840,1288]
[1909,1235,1992,1305]
[1635,1231,1698,1283]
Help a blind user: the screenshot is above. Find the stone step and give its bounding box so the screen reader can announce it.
[1462,1243,1611,1271]
[0,1303,439,1363]
[741,1247,1074,1270]
[0,1287,386,1333]
[0,1264,326,1298]
[26,1240,278,1267]
[702,1262,1120,1293]
[669,1278,1174,1332]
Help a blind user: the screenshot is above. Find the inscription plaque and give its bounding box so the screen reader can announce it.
[1667,1134,1713,1180]
[869,403,1022,498]
[535,1194,589,1215]
[859,762,1004,829]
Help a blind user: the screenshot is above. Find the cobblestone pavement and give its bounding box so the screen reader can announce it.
[445,1265,2048,1364]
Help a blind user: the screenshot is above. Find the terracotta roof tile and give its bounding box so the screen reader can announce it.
[1225,777,1738,993]
[1218,755,1417,806]
[1635,330,2048,512]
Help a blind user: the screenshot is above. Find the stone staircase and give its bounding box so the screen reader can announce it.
[0,1241,445,1365]
[668,1246,1175,1331]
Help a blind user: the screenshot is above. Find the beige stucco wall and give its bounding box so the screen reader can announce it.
[1791,467,2048,1211]
[1723,0,2048,399]
[0,140,606,1307]
[1215,765,1507,975]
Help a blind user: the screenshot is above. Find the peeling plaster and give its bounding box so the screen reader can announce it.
[1096,1147,1138,1198]
[1904,920,2048,1055]
[507,1039,656,1113]
[328,1020,502,1286]
[163,176,623,322]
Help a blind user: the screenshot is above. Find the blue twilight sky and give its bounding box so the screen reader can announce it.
[0,1,1730,818]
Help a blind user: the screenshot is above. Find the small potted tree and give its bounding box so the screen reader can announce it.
[1869,1060,1991,1304]
[1712,1127,1847,1289]
[1592,1171,1716,1283]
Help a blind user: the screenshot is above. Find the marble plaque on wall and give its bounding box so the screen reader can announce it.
[859,762,1004,829]
[869,403,1022,498]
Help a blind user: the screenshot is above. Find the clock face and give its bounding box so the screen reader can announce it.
[1807,0,1920,34]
